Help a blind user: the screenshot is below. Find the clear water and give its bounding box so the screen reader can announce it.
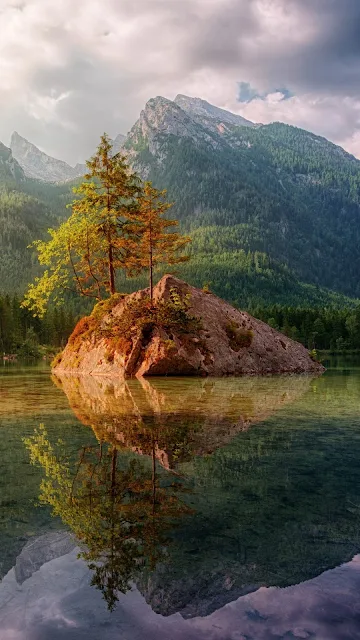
[1,359,360,638]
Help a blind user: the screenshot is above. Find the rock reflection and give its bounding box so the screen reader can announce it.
[52,374,314,468]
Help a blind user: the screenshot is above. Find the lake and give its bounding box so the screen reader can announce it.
[1,358,360,639]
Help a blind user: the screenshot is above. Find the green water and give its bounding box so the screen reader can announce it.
[1,359,360,618]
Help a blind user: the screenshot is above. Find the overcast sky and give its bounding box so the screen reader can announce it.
[1,0,360,164]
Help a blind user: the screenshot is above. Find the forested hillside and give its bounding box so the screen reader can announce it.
[0,144,74,292]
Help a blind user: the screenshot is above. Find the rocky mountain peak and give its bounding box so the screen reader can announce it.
[125,95,225,169]
[174,94,254,128]
[112,133,126,155]
[10,131,85,183]
[140,96,199,137]
[0,141,24,182]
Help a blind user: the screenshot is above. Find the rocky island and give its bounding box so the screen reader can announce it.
[53,275,324,377]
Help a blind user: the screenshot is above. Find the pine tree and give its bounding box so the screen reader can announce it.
[75,134,141,295]
[22,135,142,316]
[129,182,191,303]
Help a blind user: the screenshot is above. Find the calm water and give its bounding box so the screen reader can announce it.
[1,359,360,639]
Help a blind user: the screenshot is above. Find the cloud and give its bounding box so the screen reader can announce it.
[1,0,360,163]
[238,82,293,104]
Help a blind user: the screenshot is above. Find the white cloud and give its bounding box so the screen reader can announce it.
[0,0,360,162]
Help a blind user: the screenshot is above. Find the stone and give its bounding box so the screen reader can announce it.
[53,275,324,378]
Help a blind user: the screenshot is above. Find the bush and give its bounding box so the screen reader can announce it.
[225,321,253,351]
[68,316,96,347]
[101,288,201,344]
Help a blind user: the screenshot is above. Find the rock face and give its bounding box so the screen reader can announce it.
[53,275,324,377]
[10,131,86,182]
[111,133,126,154]
[174,94,254,130]
[0,142,24,181]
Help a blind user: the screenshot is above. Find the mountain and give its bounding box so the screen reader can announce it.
[174,93,255,129]
[10,132,86,183]
[2,94,360,307]
[123,94,360,303]
[0,142,24,182]
[111,133,126,155]
[0,144,74,292]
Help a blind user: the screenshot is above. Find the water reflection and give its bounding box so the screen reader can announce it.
[24,373,321,613]
[25,430,192,611]
[52,374,314,468]
[20,369,360,624]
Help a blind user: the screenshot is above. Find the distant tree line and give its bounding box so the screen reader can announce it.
[2,291,360,355]
[0,294,75,356]
[250,304,360,351]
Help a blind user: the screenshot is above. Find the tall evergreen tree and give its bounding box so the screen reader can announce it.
[22,135,142,316]
[129,182,191,303]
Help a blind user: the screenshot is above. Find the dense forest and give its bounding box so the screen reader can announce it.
[0,145,75,292]
[130,112,360,299]
[250,303,360,351]
[1,292,360,355]
[0,294,76,356]
[2,111,360,305]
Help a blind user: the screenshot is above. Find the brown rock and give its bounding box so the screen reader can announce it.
[53,275,324,377]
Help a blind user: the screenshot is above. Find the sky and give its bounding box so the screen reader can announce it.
[1,0,360,165]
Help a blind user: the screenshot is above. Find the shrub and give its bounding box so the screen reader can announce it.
[68,316,96,346]
[91,293,125,321]
[225,321,253,351]
[101,288,202,345]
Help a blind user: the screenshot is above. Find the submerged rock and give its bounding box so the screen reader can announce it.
[53,275,324,377]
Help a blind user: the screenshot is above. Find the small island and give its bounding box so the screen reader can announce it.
[18,134,323,378]
[53,275,324,377]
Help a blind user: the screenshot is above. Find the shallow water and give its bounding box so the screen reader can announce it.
[1,360,360,639]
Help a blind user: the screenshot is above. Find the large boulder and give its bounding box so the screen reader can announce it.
[53,275,324,377]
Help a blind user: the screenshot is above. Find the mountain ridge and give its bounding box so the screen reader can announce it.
[10,132,86,183]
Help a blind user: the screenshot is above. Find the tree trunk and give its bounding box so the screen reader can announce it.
[149,210,153,304]
[108,239,116,295]
[106,168,116,296]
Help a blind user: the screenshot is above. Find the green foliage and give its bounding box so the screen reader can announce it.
[24,426,192,611]
[0,293,76,354]
[251,303,360,351]
[133,121,360,302]
[3,119,360,312]
[100,288,201,343]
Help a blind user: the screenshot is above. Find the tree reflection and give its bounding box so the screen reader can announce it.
[24,426,192,610]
